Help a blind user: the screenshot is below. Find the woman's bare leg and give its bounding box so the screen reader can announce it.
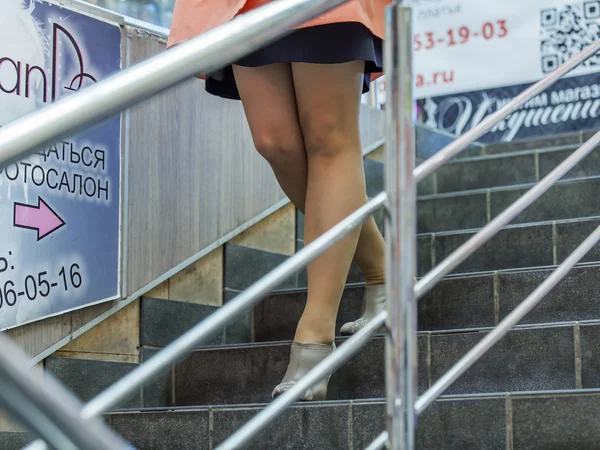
[233,64,385,290]
[291,61,379,344]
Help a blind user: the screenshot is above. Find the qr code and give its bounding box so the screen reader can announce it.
[540,1,600,73]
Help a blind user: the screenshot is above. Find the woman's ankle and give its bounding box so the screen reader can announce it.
[363,269,385,286]
[294,321,335,345]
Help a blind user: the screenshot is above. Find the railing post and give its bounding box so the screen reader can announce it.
[384,2,416,449]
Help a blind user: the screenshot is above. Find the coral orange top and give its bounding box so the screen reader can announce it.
[168,0,391,47]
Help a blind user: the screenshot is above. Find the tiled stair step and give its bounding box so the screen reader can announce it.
[417,217,600,277]
[230,217,600,288]
[418,176,600,233]
[253,264,600,342]
[417,143,600,195]
[142,262,600,348]
[49,321,600,410]
[5,389,600,449]
[169,321,600,406]
[479,129,596,157]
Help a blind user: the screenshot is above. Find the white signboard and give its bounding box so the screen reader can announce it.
[377,0,600,142]
[0,0,122,330]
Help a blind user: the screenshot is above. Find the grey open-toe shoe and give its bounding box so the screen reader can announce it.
[272,342,336,401]
[340,283,386,336]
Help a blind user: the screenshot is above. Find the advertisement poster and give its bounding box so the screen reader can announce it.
[377,0,600,143]
[0,0,122,330]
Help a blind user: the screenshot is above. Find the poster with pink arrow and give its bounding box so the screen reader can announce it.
[0,0,121,330]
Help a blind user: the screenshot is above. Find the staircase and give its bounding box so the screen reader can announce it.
[4,129,600,449]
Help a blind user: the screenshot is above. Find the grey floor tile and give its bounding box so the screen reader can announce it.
[0,432,32,450]
[556,219,600,264]
[512,393,600,450]
[539,146,600,180]
[107,411,209,450]
[140,347,172,408]
[418,173,436,196]
[352,398,506,450]
[365,158,384,198]
[329,338,387,400]
[430,326,575,394]
[491,178,600,225]
[580,324,600,389]
[418,336,430,393]
[351,402,385,449]
[141,297,223,347]
[212,404,350,450]
[434,224,554,274]
[296,210,304,241]
[253,287,364,342]
[484,133,581,154]
[224,289,253,344]
[174,338,393,406]
[435,154,536,193]
[416,124,462,159]
[418,235,432,276]
[225,244,295,291]
[419,274,495,330]
[174,343,289,406]
[418,193,488,233]
[582,130,599,141]
[416,397,506,450]
[499,266,600,324]
[46,357,141,408]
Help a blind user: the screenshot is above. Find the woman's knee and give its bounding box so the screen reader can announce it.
[252,130,305,167]
[301,113,360,159]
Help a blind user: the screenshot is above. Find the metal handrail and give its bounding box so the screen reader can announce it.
[0,334,131,450]
[1,0,598,448]
[374,3,600,449]
[367,218,600,449]
[0,0,350,170]
[218,311,388,450]
[23,194,386,450]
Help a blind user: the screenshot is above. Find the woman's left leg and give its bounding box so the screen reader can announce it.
[291,61,371,345]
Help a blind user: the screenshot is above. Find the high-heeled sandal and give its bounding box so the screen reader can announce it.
[272,342,336,401]
[340,283,386,336]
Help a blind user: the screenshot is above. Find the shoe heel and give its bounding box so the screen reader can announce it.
[272,342,335,401]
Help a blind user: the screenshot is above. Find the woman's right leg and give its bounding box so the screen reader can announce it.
[232,64,386,288]
[232,63,308,208]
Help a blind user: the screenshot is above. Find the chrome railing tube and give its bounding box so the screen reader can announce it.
[415,130,600,299]
[416,223,600,413]
[384,3,417,449]
[414,39,600,183]
[0,334,131,450]
[217,312,387,450]
[0,0,351,171]
[24,193,385,450]
[365,431,389,450]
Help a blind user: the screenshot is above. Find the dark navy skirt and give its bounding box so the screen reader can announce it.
[206,22,383,100]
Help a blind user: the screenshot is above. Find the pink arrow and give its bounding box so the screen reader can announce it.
[14,198,66,241]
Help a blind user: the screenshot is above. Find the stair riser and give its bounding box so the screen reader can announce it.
[419,218,600,276]
[4,391,600,449]
[229,219,600,292]
[418,178,600,233]
[172,337,418,406]
[4,391,599,450]
[46,349,172,409]
[140,264,600,349]
[101,391,600,450]
[170,323,600,406]
[482,130,589,155]
[420,146,600,195]
[254,265,600,342]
